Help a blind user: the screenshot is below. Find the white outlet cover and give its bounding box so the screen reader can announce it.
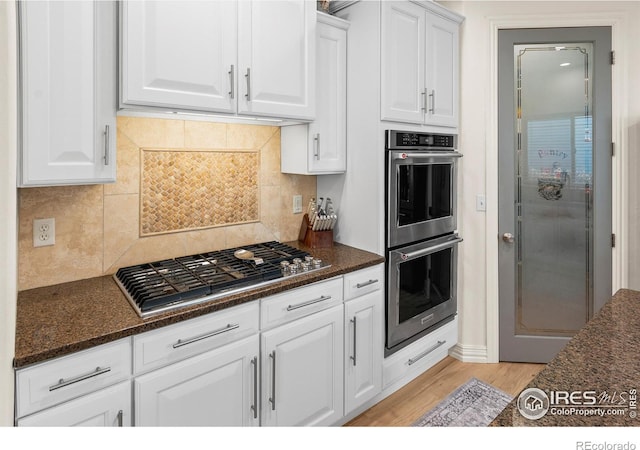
[33,218,55,247]
[293,195,303,214]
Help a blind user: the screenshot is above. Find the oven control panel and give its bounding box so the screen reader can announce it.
[386,130,456,150]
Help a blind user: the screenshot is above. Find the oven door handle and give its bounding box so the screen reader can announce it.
[393,151,462,160]
[399,236,463,261]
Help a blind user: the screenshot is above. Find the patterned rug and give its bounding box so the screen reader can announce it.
[412,377,513,427]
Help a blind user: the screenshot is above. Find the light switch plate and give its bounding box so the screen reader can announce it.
[476,194,486,212]
[293,195,303,214]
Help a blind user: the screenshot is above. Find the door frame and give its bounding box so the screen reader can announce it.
[486,13,628,363]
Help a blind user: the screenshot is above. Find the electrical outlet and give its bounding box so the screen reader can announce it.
[293,195,303,214]
[33,218,55,247]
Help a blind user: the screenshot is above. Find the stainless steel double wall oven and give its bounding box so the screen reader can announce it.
[385,130,462,355]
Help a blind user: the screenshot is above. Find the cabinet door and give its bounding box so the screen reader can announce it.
[308,17,347,173]
[17,381,131,427]
[344,291,383,415]
[19,0,116,186]
[238,0,316,120]
[135,335,259,427]
[380,1,425,124]
[261,305,344,426]
[121,1,237,113]
[425,12,459,128]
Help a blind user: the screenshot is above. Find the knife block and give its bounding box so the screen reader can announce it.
[298,214,333,248]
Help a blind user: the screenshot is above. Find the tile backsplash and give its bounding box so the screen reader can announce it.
[140,149,260,235]
[17,117,316,291]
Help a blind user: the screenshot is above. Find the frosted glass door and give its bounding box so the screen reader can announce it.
[498,26,612,363]
[515,43,594,336]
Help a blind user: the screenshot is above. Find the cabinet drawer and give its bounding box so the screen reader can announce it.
[133,301,259,374]
[343,265,384,301]
[261,277,343,329]
[17,380,132,427]
[16,338,132,419]
[383,318,457,391]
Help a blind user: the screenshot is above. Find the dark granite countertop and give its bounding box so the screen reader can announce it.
[492,289,640,426]
[15,242,384,369]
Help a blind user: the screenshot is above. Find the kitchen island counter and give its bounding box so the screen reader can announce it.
[15,242,384,368]
[491,288,640,426]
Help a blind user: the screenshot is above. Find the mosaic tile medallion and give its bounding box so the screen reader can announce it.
[140,149,260,236]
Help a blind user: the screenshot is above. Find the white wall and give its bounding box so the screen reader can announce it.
[439,0,640,361]
[0,0,18,426]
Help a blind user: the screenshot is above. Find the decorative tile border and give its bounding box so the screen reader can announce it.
[140,149,260,236]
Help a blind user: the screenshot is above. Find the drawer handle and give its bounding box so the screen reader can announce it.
[407,340,446,366]
[172,323,240,349]
[117,410,123,427]
[49,366,112,391]
[286,295,332,311]
[356,279,378,289]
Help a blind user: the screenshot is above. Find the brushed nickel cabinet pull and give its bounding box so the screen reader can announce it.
[314,133,320,160]
[286,295,332,311]
[407,340,446,366]
[250,356,258,419]
[245,68,251,101]
[428,89,435,113]
[229,64,235,99]
[172,323,239,349]
[269,351,276,411]
[49,366,112,391]
[103,125,110,165]
[117,410,123,427]
[356,279,378,289]
[350,317,357,366]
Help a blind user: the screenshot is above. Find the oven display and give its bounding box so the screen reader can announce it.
[395,133,454,148]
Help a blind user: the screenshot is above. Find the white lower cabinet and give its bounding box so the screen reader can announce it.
[17,381,131,427]
[260,305,344,426]
[344,291,383,415]
[134,334,259,427]
[383,317,458,391]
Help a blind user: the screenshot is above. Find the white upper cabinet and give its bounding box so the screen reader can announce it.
[18,0,117,186]
[120,0,316,121]
[381,1,460,128]
[281,12,348,174]
[425,12,459,128]
[238,0,316,120]
[120,1,237,113]
[381,1,425,124]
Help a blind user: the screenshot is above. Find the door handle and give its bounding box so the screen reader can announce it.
[269,351,276,411]
[244,68,251,101]
[502,233,515,243]
[228,64,235,99]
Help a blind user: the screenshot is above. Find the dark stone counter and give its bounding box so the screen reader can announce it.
[15,242,384,368]
[491,289,640,426]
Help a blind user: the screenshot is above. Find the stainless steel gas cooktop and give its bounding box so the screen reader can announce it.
[114,241,330,318]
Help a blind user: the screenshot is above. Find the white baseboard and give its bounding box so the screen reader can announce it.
[449,343,488,363]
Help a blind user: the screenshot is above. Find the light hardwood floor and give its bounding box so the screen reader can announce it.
[345,356,545,426]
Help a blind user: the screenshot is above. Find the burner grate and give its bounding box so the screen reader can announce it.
[114,241,318,316]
